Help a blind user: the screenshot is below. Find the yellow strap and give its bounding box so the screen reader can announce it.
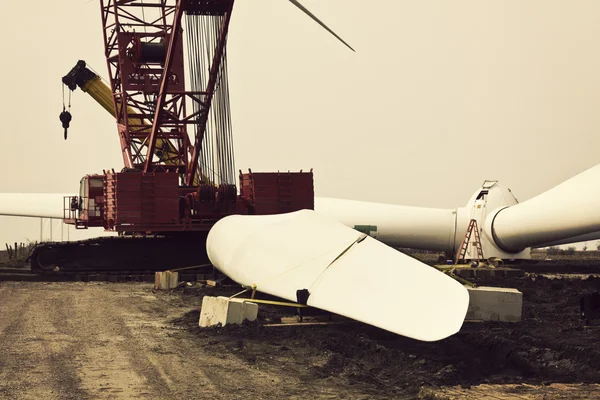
[230,288,250,299]
[239,298,308,308]
[169,263,213,272]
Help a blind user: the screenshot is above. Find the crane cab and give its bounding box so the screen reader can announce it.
[63,174,105,229]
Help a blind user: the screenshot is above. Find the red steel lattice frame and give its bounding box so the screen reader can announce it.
[99,0,235,181]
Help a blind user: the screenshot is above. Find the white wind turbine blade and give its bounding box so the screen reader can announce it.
[0,193,70,219]
[207,209,470,342]
[287,0,355,52]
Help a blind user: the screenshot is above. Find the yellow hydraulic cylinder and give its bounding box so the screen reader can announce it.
[78,74,207,185]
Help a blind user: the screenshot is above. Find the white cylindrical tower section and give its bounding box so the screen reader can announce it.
[491,163,600,253]
[314,197,456,252]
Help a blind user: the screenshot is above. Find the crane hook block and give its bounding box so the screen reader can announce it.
[60,110,72,140]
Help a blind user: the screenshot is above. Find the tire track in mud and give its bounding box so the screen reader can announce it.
[46,284,148,399]
[111,286,346,400]
[1,282,253,399]
[48,283,187,399]
[56,283,225,399]
[107,287,285,400]
[1,282,408,399]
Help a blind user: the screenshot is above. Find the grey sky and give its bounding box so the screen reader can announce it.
[1,1,600,247]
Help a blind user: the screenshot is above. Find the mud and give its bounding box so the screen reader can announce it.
[1,274,599,399]
[172,275,600,398]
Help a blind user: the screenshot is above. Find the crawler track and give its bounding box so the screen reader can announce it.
[27,233,212,276]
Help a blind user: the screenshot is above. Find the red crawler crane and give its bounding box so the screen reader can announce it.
[29,0,351,275]
[93,0,245,233]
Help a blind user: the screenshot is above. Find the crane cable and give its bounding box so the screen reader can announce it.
[185,11,236,196]
[60,84,72,140]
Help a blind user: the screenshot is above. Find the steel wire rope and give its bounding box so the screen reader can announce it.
[185,12,235,191]
[213,14,233,188]
[221,28,235,187]
[211,16,221,187]
[220,16,233,188]
[222,48,235,188]
[188,13,211,184]
[187,13,197,180]
[188,12,200,180]
[203,14,216,187]
[210,15,222,187]
[185,13,196,179]
[214,15,229,188]
[219,15,235,186]
[141,0,147,35]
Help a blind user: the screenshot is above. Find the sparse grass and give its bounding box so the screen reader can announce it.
[0,242,36,267]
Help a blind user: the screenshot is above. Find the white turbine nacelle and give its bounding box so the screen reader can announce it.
[458,181,530,261]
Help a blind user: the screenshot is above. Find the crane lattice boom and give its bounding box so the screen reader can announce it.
[100,0,235,188]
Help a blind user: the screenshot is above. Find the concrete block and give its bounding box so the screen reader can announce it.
[199,297,228,327]
[466,286,522,322]
[154,271,179,290]
[232,298,258,322]
[199,296,258,328]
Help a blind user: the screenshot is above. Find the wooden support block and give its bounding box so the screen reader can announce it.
[154,271,179,290]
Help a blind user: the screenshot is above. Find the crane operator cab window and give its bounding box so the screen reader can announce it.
[78,177,87,215]
[78,176,104,218]
[88,178,103,217]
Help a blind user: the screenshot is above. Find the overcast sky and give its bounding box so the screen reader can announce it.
[1,1,600,247]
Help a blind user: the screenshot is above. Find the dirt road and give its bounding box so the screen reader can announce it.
[1,276,600,399]
[0,281,378,400]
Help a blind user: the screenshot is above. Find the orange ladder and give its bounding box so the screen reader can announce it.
[455,219,484,264]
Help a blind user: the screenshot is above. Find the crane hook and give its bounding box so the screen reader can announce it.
[60,108,72,140]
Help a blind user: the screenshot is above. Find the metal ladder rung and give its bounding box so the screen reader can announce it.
[455,219,484,264]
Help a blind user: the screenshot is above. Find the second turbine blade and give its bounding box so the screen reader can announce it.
[287,0,355,52]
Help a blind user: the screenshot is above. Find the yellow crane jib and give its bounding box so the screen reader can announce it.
[61,60,206,185]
